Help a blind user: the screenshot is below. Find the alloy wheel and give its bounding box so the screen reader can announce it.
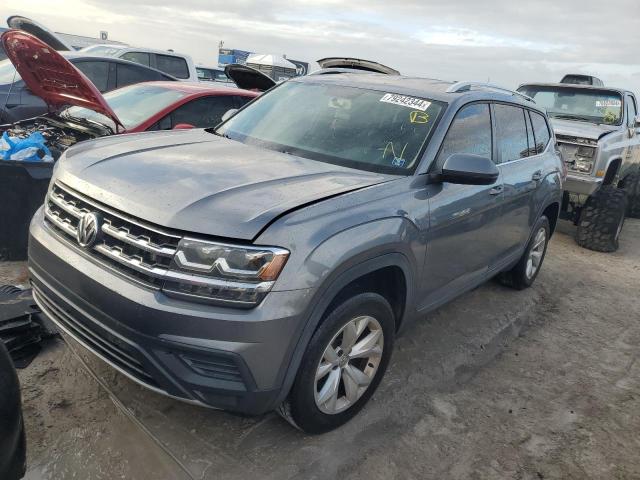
[526,227,546,279]
[314,315,384,414]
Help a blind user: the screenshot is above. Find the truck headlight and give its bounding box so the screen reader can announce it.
[573,157,594,173]
[161,238,289,307]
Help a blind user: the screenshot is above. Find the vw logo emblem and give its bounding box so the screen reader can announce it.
[76,212,101,248]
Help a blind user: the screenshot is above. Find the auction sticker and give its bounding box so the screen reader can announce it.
[595,99,622,108]
[380,93,431,111]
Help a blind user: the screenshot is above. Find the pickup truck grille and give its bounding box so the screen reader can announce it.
[44,182,181,288]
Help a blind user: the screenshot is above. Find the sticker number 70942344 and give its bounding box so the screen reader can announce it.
[380,93,431,111]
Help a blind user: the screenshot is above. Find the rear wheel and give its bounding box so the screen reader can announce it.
[576,186,627,252]
[622,172,640,218]
[499,215,550,290]
[278,293,395,434]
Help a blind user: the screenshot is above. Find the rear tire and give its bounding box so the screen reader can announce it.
[576,186,627,252]
[623,172,640,218]
[278,293,395,434]
[499,215,550,290]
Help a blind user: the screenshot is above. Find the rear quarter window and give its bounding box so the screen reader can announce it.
[530,111,551,154]
[156,54,189,79]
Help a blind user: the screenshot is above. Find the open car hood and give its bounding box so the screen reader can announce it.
[1,30,123,130]
[7,15,73,51]
[316,57,400,75]
[224,63,276,92]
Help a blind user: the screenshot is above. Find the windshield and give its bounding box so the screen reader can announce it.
[62,83,187,130]
[0,59,21,84]
[518,85,623,125]
[216,81,444,174]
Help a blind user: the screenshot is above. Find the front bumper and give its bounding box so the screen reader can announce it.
[28,208,312,414]
[563,173,601,196]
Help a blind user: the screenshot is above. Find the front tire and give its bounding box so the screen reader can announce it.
[576,185,627,252]
[279,293,395,434]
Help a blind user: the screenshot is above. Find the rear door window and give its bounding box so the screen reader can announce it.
[74,60,109,92]
[493,104,529,163]
[156,54,189,79]
[529,111,551,154]
[436,103,492,169]
[120,51,151,67]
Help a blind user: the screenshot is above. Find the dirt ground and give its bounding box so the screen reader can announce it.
[2,220,639,480]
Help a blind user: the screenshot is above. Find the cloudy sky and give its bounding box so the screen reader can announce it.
[2,0,640,92]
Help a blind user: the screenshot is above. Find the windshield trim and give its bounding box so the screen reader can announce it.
[213,81,448,175]
[518,84,625,127]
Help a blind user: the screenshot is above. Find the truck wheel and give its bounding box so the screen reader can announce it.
[576,186,627,252]
[278,293,395,434]
[499,215,550,290]
[623,172,640,218]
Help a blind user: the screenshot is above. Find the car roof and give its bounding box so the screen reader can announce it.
[293,72,546,111]
[519,82,633,96]
[132,80,257,96]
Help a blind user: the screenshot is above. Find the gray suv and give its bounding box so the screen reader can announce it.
[28,74,564,433]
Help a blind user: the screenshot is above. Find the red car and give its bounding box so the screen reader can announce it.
[0,30,259,159]
[0,30,258,260]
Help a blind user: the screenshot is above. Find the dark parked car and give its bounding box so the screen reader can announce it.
[29,75,564,433]
[0,52,177,123]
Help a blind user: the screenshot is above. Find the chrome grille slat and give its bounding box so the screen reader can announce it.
[101,222,176,257]
[44,182,181,288]
[45,203,78,237]
[49,190,87,218]
[94,244,170,279]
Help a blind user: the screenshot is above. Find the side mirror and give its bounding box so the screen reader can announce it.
[221,109,238,122]
[173,123,195,130]
[440,153,499,185]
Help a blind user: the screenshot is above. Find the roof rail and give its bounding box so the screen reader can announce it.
[446,82,535,103]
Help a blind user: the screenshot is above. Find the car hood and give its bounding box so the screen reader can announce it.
[224,64,275,92]
[549,118,618,141]
[1,30,124,130]
[56,129,394,240]
[316,57,400,75]
[7,15,73,51]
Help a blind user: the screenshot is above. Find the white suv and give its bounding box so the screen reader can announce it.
[80,44,198,81]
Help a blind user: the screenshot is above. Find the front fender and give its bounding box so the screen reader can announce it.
[272,216,422,292]
[272,250,418,409]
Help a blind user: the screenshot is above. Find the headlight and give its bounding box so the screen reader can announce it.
[161,238,289,307]
[572,157,594,173]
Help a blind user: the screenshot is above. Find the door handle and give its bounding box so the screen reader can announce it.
[489,185,503,195]
[531,170,543,181]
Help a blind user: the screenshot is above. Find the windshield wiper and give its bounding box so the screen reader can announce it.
[550,114,596,123]
[207,127,229,138]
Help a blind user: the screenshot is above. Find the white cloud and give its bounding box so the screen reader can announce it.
[1,1,639,93]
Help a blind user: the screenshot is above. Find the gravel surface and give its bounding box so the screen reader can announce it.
[4,219,640,480]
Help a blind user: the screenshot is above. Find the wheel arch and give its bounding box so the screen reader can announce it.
[273,252,415,409]
[603,157,623,185]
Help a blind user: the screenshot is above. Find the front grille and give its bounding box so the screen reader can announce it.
[32,283,159,388]
[44,182,181,288]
